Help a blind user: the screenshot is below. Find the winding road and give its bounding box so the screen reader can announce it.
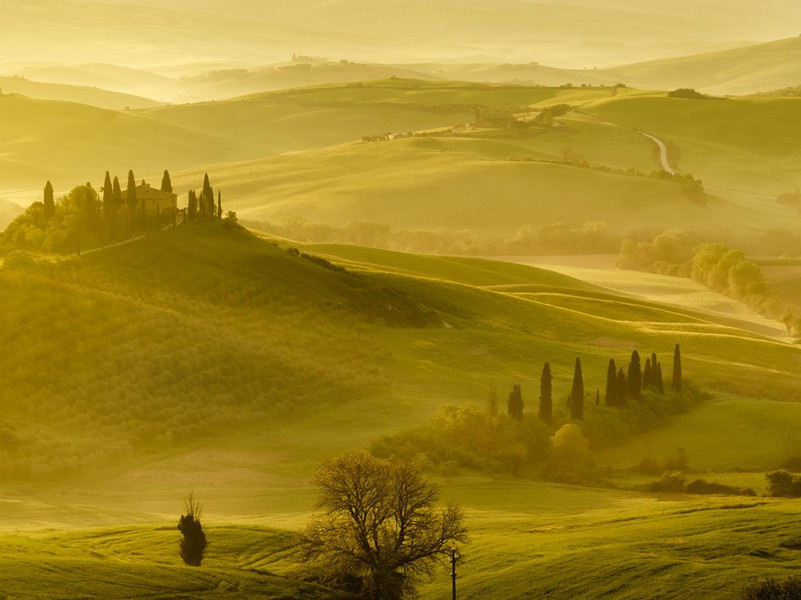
[639,131,676,175]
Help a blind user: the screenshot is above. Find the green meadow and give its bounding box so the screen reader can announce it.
[2,223,801,597]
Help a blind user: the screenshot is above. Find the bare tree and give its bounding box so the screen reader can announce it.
[300,452,467,599]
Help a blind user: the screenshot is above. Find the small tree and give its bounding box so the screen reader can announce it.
[605,359,617,407]
[643,358,652,389]
[672,344,682,392]
[539,363,552,424]
[177,492,207,566]
[217,190,222,218]
[508,384,523,422]
[570,358,584,420]
[301,452,467,600]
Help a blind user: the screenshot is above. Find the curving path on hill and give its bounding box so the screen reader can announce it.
[639,131,676,174]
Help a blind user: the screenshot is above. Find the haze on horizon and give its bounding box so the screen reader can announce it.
[3,0,800,74]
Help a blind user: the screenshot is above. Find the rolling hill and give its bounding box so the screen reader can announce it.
[3,221,801,597]
[0,76,161,109]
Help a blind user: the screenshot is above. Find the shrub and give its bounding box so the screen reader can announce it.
[766,470,801,497]
[177,493,207,566]
[685,479,756,496]
[2,251,36,271]
[649,471,686,493]
[741,575,801,599]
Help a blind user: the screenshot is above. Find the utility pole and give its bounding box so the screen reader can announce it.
[451,546,459,600]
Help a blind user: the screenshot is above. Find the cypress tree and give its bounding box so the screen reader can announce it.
[126,170,137,212]
[656,361,664,394]
[161,169,173,193]
[217,190,222,218]
[539,363,552,424]
[188,190,198,219]
[570,358,584,420]
[617,368,628,407]
[643,359,652,389]
[508,384,523,422]
[628,350,642,400]
[605,359,617,407]
[651,352,658,375]
[672,344,682,392]
[112,176,122,209]
[43,180,55,220]
[102,171,113,225]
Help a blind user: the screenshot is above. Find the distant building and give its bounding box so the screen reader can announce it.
[134,181,177,216]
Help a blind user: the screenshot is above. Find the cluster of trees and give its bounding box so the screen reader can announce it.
[648,471,756,496]
[506,345,681,424]
[187,173,224,221]
[619,236,801,336]
[1,169,178,254]
[374,345,695,483]
[667,88,710,100]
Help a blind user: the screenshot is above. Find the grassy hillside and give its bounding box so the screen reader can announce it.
[0,77,160,109]
[2,223,801,597]
[604,36,801,96]
[583,93,801,195]
[0,82,472,202]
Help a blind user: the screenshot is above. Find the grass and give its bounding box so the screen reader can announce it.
[583,94,801,195]
[2,223,801,597]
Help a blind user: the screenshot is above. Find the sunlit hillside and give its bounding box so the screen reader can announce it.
[2,223,801,596]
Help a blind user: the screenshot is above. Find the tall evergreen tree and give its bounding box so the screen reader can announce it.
[217,190,222,218]
[161,169,173,193]
[656,361,664,394]
[102,171,113,222]
[539,363,552,424]
[628,350,642,400]
[605,359,617,407]
[672,344,682,392]
[43,180,55,220]
[112,176,122,209]
[617,368,628,407]
[651,352,658,374]
[188,190,198,219]
[643,358,652,389]
[570,358,584,420]
[126,170,137,212]
[508,384,523,422]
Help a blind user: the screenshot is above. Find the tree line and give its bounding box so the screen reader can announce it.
[504,344,682,424]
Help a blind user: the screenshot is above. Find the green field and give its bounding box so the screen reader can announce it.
[2,223,801,597]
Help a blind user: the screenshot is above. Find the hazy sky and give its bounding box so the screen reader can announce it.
[2,0,800,71]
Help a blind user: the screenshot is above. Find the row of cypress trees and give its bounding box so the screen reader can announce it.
[504,344,683,424]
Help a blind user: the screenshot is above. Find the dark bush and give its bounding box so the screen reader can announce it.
[648,471,686,493]
[766,470,801,498]
[177,493,207,567]
[686,479,756,496]
[741,575,801,599]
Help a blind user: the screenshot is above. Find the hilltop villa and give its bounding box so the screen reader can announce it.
[134,181,178,216]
